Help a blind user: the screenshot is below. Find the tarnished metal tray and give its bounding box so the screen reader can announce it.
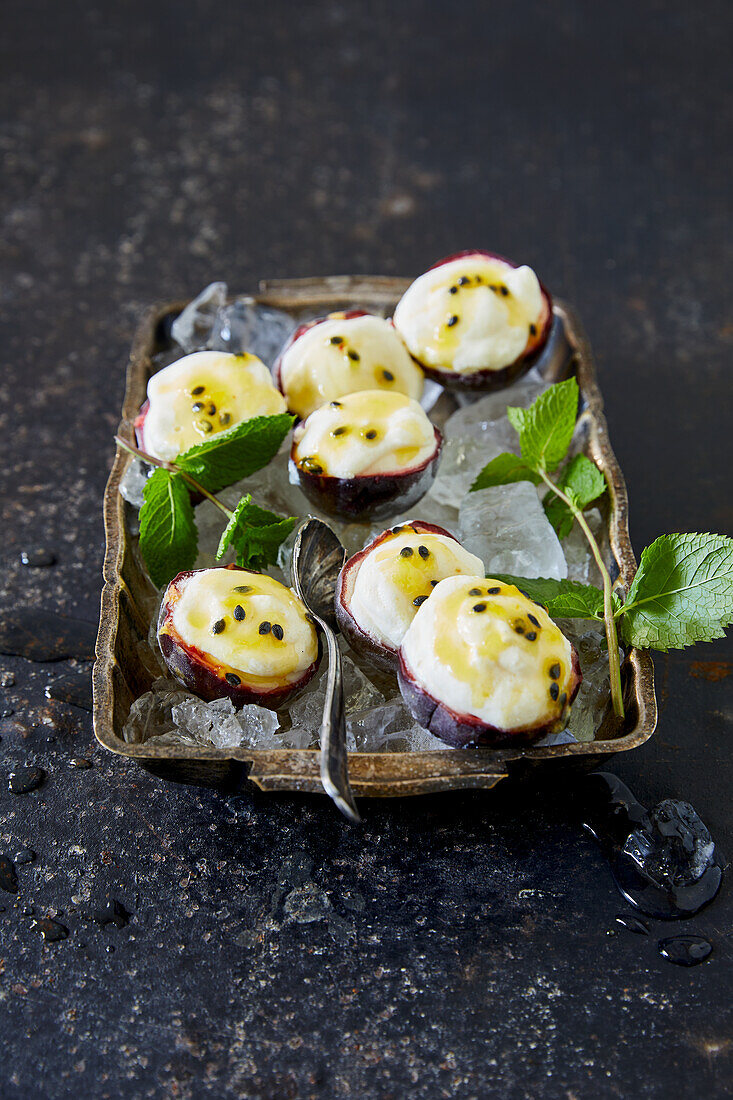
[93,276,657,796]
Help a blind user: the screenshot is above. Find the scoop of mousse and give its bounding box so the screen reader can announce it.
[290,389,442,522]
[393,251,552,391]
[158,565,320,709]
[398,574,581,747]
[136,350,287,462]
[335,521,484,671]
[275,310,424,419]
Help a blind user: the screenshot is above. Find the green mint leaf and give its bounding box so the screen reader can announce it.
[139,468,198,589]
[176,412,295,493]
[490,573,609,620]
[217,494,297,572]
[544,454,607,538]
[620,533,733,651]
[508,377,579,471]
[470,452,542,492]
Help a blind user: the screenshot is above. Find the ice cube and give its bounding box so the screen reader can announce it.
[555,621,622,743]
[459,482,567,581]
[211,300,297,365]
[119,458,152,508]
[122,678,195,744]
[171,281,228,352]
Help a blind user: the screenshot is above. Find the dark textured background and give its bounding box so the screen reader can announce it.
[1,2,732,1097]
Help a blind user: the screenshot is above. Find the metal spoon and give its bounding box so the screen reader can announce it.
[290,518,360,823]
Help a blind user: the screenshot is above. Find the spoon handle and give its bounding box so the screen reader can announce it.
[319,620,360,823]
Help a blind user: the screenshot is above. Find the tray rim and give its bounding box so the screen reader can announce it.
[93,276,657,793]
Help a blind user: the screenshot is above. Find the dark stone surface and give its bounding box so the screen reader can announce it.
[1,1,732,1097]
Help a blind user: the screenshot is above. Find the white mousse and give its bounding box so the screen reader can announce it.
[349,526,484,649]
[143,351,286,462]
[393,254,545,374]
[163,569,318,690]
[400,575,576,731]
[292,390,437,478]
[278,314,423,419]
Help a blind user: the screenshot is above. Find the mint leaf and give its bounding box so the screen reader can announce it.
[217,494,297,572]
[177,413,295,493]
[470,452,541,492]
[508,377,579,471]
[139,468,198,589]
[490,573,609,620]
[544,454,607,538]
[620,533,733,651]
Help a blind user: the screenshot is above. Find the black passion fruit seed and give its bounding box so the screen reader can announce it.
[272,624,284,641]
[192,385,205,395]
[472,603,487,613]
[259,621,271,635]
[212,619,226,634]
[400,546,414,558]
[447,315,459,327]
[233,605,245,621]
[528,614,540,628]
[487,587,500,595]
[192,401,204,412]
[347,349,360,361]
[549,663,561,680]
[526,631,538,642]
[530,323,537,336]
[549,682,560,701]
[332,426,348,436]
[233,585,252,594]
[418,545,430,559]
[382,370,395,381]
[330,335,343,345]
[468,587,482,597]
[413,595,429,607]
[225,673,241,686]
[365,429,377,440]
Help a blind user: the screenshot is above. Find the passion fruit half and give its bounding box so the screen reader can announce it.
[135,350,287,462]
[335,521,485,672]
[290,389,442,522]
[397,575,582,747]
[392,250,552,392]
[274,309,424,419]
[158,565,321,709]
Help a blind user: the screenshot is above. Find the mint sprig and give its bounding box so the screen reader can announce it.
[138,468,198,589]
[469,380,733,720]
[116,414,298,589]
[621,533,733,650]
[176,412,294,493]
[490,574,613,621]
[217,495,297,572]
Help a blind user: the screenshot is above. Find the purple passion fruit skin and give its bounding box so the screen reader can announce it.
[393,250,553,393]
[290,389,443,523]
[158,565,321,710]
[397,575,582,748]
[335,522,484,673]
[274,309,424,420]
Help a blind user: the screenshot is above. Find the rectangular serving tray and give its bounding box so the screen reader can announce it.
[93,276,657,796]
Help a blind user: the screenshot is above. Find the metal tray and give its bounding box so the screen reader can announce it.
[93,276,657,796]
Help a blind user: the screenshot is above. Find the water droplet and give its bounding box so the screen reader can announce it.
[20,549,57,568]
[92,898,130,929]
[69,758,93,770]
[45,672,93,711]
[32,917,69,942]
[658,935,712,967]
[8,766,46,795]
[14,849,36,865]
[0,856,18,894]
[614,914,650,936]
